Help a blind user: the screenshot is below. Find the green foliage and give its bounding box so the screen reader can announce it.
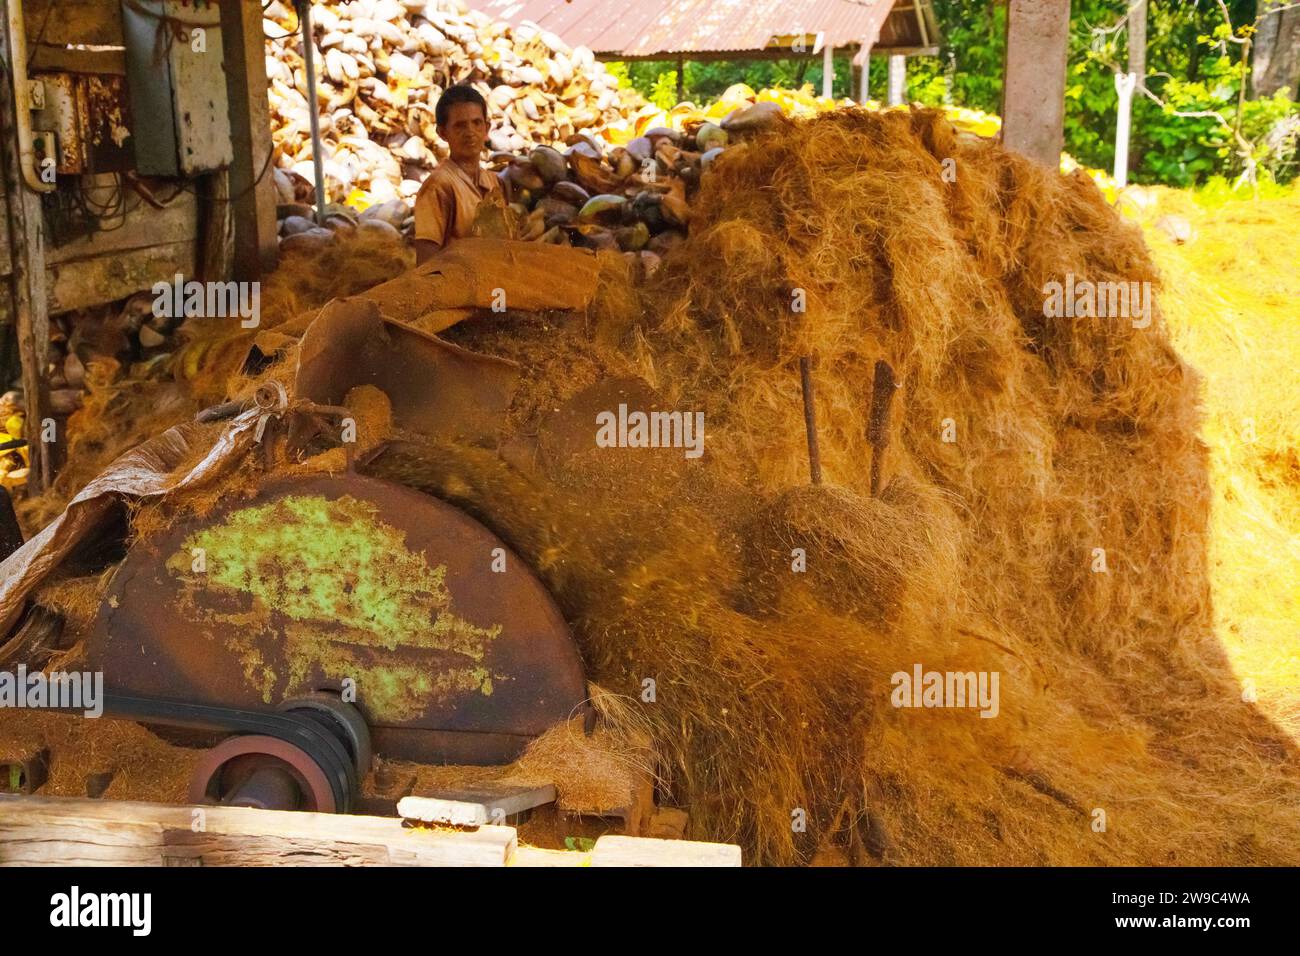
[1193,172,1294,207]
[649,69,679,110]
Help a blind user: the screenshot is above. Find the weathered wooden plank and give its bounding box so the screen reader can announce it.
[0,13,53,490]
[510,846,589,867]
[43,179,199,266]
[0,794,517,867]
[24,0,123,48]
[47,239,196,314]
[590,835,742,867]
[398,784,558,826]
[29,45,126,75]
[221,0,280,279]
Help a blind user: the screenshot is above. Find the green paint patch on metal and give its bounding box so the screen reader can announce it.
[165,493,500,720]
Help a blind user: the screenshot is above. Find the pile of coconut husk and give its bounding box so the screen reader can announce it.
[264,0,646,212]
[271,90,783,270]
[474,99,781,278]
[362,108,1300,866]
[12,108,1300,867]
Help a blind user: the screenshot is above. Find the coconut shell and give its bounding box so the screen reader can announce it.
[579,193,627,224]
[551,181,591,205]
[570,152,622,194]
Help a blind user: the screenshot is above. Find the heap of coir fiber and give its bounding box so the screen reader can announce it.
[23,108,1300,865]
[373,108,1300,865]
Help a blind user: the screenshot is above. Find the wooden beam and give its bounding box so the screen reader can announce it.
[0,10,52,492]
[219,0,278,281]
[0,794,744,867]
[398,784,557,827]
[47,240,197,314]
[40,178,198,268]
[596,45,936,64]
[1000,0,1071,168]
[590,835,742,867]
[0,794,517,867]
[23,0,123,47]
[29,45,126,75]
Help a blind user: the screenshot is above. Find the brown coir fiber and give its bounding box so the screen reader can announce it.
[374,108,1299,865]
[17,109,1297,865]
[19,230,415,534]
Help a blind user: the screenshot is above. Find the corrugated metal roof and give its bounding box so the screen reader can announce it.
[475,0,931,57]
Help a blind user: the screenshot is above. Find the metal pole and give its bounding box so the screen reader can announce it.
[1113,72,1136,187]
[295,0,327,224]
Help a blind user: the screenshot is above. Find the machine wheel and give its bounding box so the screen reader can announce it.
[277,693,372,777]
[188,734,342,813]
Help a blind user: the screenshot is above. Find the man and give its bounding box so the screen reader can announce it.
[413,85,501,264]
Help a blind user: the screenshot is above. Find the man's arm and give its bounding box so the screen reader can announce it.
[412,177,450,264]
[414,239,440,265]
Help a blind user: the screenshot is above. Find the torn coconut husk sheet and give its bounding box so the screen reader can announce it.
[0,409,262,647]
[250,238,601,359]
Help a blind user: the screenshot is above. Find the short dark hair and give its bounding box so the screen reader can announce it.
[435,85,489,127]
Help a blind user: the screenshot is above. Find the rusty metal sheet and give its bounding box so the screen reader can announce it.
[85,473,589,765]
[361,237,601,324]
[290,297,521,449]
[476,0,910,56]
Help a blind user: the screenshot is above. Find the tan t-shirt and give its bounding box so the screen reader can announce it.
[413,159,500,248]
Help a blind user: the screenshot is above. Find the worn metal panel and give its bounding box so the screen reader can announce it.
[123,0,231,176]
[476,0,923,55]
[168,0,231,174]
[29,74,133,175]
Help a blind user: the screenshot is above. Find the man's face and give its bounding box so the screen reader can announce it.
[438,101,488,163]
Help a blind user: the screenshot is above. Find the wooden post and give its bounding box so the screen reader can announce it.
[799,356,822,486]
[1001,0,1071,168]
[0,6,50,492]
[1128,0,1147,80]
[676,55,684,103]
[887,54,906,105]
[219,0,279,280]
[822,43,834,98]
[199,170,234,283]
